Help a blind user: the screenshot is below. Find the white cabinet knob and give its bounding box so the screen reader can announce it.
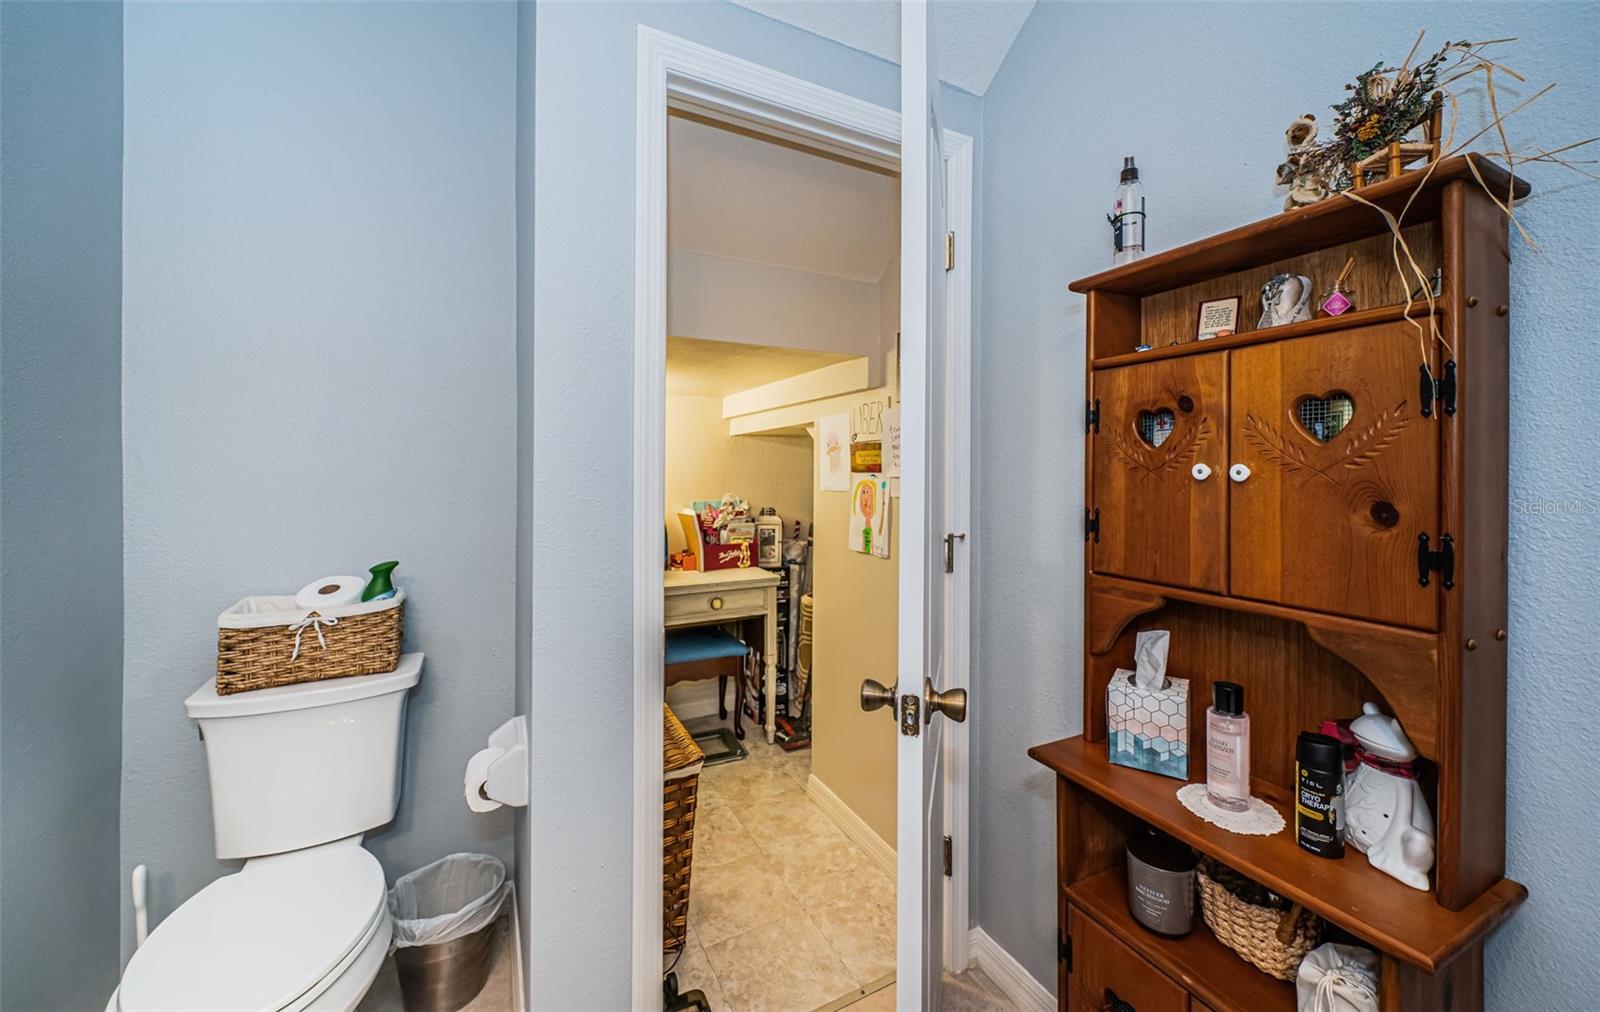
[1191,463,1212,481]
[1229,463,1252,483]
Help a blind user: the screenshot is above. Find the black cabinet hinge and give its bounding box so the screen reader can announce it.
[1086,398,1101,434]
[1420,359,1457,418]
[1418,532,1455,589]
[1084,507,1100,543]
[1058,930,1072,970]
[942,835,952,877]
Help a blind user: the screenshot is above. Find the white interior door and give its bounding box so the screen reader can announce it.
[896,3,955,1007]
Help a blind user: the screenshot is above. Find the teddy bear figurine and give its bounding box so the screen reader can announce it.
[1275,113,1333,211]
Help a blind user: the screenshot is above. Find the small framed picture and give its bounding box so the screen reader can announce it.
[1196,296,1241,341]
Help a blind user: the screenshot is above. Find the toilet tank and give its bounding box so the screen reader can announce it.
[184,654,423,859]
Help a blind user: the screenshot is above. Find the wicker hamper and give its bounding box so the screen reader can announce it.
[663,705,705,954]
[215,592,405,695]
[1196,857,1321,980]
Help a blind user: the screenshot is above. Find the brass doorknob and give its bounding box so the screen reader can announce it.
[924,678,968,724]
[859,678,896,715]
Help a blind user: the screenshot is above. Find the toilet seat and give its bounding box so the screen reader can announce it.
[118,840,387,1012]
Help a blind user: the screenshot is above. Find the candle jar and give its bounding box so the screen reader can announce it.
[1126,826,1197,935]
[1319,281,1356,317]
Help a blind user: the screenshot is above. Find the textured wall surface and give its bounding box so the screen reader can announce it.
[120,0,518,959]
[976,3,1600,1003]
[532,2,979,1002]
[0,3,125,1007]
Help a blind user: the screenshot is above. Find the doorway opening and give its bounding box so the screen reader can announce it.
[633,27,975,1012]
[661,107,903,1011]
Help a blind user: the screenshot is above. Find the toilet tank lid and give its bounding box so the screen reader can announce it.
[186,653,424,719]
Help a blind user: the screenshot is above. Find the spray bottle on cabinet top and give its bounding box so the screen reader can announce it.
[1109,156,1146,266]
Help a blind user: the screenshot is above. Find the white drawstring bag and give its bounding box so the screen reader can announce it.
[1296,943,1380,1012]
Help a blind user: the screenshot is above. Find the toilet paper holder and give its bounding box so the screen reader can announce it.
[465,716,527,811]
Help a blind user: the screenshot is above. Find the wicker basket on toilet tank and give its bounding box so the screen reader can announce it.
[215,592,405,695]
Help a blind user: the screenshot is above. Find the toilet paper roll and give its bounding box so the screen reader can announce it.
[465,748,504,813]
[294,575,366,610]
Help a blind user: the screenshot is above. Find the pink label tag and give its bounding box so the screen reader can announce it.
[1322,291,1352,316]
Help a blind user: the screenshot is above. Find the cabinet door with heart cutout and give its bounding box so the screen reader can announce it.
[1230,321,1440,629]
[1091,355,1228,592]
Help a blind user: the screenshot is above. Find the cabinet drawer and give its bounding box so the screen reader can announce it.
[1068,905,1188,1012]
[664,586,767,625]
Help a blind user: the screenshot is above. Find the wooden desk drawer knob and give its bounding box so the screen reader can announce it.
[709,597,724,610]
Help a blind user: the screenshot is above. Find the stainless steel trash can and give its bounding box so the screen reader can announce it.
[388,853,509,1012]
[393,925,497,1012]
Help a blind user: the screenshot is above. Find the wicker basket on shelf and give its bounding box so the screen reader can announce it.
[1196,857,1321,980]
[215,593,404,695]
[663,705,705,954]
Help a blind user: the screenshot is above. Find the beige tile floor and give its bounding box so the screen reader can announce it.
[673,722,900,1012]
[839,968,1014,1011]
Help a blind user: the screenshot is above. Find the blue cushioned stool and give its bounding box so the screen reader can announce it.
[665,628,750,755]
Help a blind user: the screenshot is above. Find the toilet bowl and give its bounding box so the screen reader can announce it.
[109,655,424,1012]
[112,837,390,1012]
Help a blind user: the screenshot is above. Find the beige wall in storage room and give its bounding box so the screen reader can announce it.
[806,261,900,847]
[808,457,899,847]
[663,392,813,554]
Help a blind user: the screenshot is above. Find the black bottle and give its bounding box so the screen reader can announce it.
[1295,731,1345,858]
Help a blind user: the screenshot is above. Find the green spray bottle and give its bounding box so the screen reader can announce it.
[361,561,399,602]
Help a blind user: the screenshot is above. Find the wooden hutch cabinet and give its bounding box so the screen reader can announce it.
[1031,155,1528,1012]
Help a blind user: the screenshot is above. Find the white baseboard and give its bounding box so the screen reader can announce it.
[804,774,897,879]
[968,928,1054,1012]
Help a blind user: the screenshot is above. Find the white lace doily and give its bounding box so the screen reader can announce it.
[1177,783,1286,836]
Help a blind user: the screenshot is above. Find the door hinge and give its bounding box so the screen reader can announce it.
[943,532,967,573]
[945,231,955,271]
[1086,398,1100,434]
[1058,930,1072,970]
[1418,532,1455,589]
[1420,359,1457,418]
[1084,507,1100,543]
[942,835,953,877]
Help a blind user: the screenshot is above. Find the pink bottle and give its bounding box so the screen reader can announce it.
[1205,681,1250,811]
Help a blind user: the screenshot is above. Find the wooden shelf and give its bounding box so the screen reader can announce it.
[1067,866,1295,1012]
[1069,155,1528,297]
[1091,303,1442,370]
[1029,736,1527,972]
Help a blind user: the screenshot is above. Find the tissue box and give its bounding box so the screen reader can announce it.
[1107,669,1189,780]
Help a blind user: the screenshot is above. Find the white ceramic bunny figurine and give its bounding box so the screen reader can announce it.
[1343,703,1436,891]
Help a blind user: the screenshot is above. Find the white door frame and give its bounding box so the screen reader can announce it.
[632,26,974,1008]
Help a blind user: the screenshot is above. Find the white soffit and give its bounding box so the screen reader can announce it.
[669,113,898,283]
[727,0,1035,96]
[667,336,857,398]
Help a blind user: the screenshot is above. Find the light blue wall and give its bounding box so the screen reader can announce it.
[120,0,518,957]
[0,2,125,1007]
[977,3,1600,1005]
[532,2,979,1003]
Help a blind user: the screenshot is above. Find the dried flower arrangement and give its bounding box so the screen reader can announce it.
[1280,32,1596,368]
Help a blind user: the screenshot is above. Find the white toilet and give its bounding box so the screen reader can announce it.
[110,652,424,1012]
